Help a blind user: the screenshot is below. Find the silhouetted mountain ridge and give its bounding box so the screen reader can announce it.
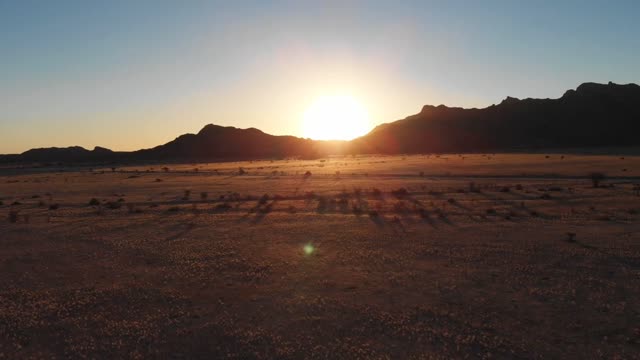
[350,81,640,154]
[1,82,639,164]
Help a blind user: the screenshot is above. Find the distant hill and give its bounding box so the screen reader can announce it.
[349,82,640,154]
[131,124,345,161]
[1,82,639,165]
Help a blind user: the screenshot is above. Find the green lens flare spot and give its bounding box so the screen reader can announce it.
[304,244,315,255]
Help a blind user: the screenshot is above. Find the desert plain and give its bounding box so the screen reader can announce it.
[1,153,639,359]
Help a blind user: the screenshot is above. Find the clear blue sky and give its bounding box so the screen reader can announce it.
[1,0,639,153]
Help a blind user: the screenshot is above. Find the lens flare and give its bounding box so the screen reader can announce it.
[303,243,315,255]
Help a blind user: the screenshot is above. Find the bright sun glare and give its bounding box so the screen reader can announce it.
[302,95,371,140]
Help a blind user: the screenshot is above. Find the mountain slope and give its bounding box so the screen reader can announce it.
[350,82,640,153]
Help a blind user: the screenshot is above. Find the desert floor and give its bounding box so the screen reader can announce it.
[1,154,639,359]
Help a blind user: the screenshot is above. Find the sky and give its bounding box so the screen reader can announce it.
[1,0,639,153]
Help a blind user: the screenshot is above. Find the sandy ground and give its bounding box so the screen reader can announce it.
[1,154,639,359]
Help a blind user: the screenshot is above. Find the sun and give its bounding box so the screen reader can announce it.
[302,95,371,140]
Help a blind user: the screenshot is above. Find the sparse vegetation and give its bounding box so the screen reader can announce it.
[48,203,60,210]
[89,198,100,206]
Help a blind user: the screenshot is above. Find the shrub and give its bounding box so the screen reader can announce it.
[0,200,3,206]
[48,203,60,210]
[304,171,312,178]
[371,188,382,198]
[200,192,208,200]
[447,198,456,204]
[89,198,100,206]
[215,203,232,211]
[9,210,19,223]
[486,208,496,215]
[155,178,163,182]
[105,201,122,210]
[589,172,606,188]
[391,188,409,199]
[259,194,270,205]
[238,167,246,175]
[368,210,379,218]
[183,190,191,200]
[167,206,180,212]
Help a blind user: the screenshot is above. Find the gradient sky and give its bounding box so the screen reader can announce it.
[1,0,639,153]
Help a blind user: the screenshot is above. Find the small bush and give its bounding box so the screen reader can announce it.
[447,198,456,204]
[105,202,122,210]
[9,210,19,223]
[11,201,21,206]
[259,194,270,205]
[304,171,312,178]
[515,184,523,191]
[589,172,606,188]
[499,186,510,193]
[155,178,163,182]
[238,167,246,175]
[48,203,60,210]
[215,203,232,211]
[200,192,208,200]
[183,190,191,200]
[89,198,100,206]
[167,206,180,212]
[486,208,496,215]
[368,210,379,218]
[0,200,3,206]
[371,188,382,198]
[391,188,409,199]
